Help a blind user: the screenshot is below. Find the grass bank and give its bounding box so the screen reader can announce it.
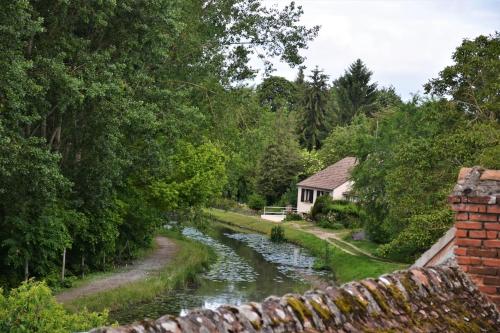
[206,209,407,283]
[342,233,381,256]
[63,230,214,314]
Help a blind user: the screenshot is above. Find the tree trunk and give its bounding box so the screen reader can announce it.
[61,248,66,281]
[24,257,29,281]
[81,255,85,278]
[49,114,63,151]
[41,117,47,139]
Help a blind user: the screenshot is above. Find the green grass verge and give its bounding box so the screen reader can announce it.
[63,229,214,313]
[327,237,370,257]
[206,209,407,284]
[341,234,381,256]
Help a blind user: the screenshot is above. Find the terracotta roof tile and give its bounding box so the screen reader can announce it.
[297,156,357,190]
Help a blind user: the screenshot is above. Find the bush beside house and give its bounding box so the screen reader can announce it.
[311,196,365,229]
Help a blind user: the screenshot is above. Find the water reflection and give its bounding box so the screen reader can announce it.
[110,224,328,324]
[224,232,326,281]
[183,227,257,282]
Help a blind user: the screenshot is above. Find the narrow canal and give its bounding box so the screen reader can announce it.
[110,223,331,324]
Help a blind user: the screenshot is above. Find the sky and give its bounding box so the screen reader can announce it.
[254,0,500,100]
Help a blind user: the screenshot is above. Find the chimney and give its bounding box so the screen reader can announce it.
[450,166,500,307]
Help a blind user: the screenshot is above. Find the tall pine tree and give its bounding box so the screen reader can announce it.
[300,67,330,151]
[332,59,378,125]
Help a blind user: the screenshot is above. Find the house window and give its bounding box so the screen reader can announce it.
[301,189,314,203]
[317,190,330,197]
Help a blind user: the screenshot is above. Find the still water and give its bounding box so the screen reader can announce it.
[110,223,330,324]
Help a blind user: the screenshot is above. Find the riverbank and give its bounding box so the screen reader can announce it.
[62,230,214,314]
[57,236,179,303]
[206,209,407,283]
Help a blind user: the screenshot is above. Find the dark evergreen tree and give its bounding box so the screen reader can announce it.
[295,66,306,86]
[332,59,378,125]
[293,66,307,113]
[299,67,330,150]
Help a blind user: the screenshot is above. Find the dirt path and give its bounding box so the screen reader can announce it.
[56,236,179,303]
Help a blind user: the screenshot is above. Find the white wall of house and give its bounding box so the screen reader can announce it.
[332,181,353,200]
[297,181,353,214]
[297,186,315,213]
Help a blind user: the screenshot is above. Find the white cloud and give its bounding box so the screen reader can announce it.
[254,0,500,100]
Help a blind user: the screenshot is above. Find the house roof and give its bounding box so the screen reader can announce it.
[412,227,456,268]
[91,266,500,332]
[297,156,357,190]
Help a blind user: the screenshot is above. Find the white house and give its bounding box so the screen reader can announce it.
[296,156,357,214]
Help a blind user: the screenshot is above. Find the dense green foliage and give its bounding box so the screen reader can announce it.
[425,32,500,120]
[0,281,108,332]
[311,196,365,229]
[320,33,499,261]
[331,59,379,125]
[247,194,266,211]
[257,76,298,112]
[256,111,303,203]
[320,100,499,262]
[0,0,317,285]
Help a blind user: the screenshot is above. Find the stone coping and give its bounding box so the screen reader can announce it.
[91,266,499,333]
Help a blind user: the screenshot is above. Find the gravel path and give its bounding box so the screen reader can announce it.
[56,236,179,303]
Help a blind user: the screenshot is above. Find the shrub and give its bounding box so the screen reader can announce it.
[247,193,266,211]
[311,196,365,228]
[310,195,332,220]
[284,213,302,221]
[211,197,239,211]
[317,220,344,230]
[277,186,298,207]
[0,280,109,333]
[377,209,453,262]
[270,225,286,242]
[365,215,390,243]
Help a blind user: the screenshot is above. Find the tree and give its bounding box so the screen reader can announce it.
[293,66,307,111]
[299,67,330,150]
[331,59,378,125]
[257,112,303,203]
[322,99,500,261]
[318,115,373,166]
[424,32,500,121]
[150,141,227,211]
[257,76,297,112]
[0,0,318,284]
[376,86,403,109]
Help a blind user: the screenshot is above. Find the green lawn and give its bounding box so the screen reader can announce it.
[63,229,214,314]
[342,233,381,256]
[206,209,407,284]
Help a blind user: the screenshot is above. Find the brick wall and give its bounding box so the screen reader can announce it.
[450,167,500,307]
